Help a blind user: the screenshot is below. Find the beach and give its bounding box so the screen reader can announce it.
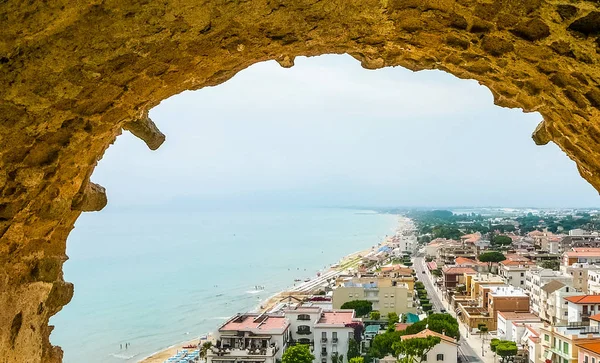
[137,230,390,363]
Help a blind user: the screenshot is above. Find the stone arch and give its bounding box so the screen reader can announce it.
[1,1,600,361]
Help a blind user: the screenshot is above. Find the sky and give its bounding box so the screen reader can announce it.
[91,54,600,209]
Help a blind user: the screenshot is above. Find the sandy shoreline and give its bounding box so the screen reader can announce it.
[138,225,390,363]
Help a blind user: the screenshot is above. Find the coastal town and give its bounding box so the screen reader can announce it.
[154,210,600,363]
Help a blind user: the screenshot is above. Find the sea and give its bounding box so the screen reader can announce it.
[50,205,398,363]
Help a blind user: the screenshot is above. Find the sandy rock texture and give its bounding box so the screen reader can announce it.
[1,0,600,361]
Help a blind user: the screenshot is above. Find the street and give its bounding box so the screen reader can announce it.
[413,256,483,363]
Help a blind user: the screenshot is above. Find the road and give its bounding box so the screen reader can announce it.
[413,256,482,363]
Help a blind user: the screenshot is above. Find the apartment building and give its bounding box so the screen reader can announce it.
[589,271,600,295]
[332,277,415,315]
[437,243,478,267]
[499,259,537,288]
[539,325,600,363]
[208,313,290,363]
[457,286,529,330]
[285,306,363,363]
[497,311,541,341]
[524,268,573,315]
[566,296,600,323]
[563,248,600,267]
[561,263,600,293]
[441,267,477,290]
[540,281,581,326]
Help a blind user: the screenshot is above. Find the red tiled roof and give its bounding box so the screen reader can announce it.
[455,257,477,265]
[220,314,289,332]
[317,310,356,325]
[395,323,412,331]
[565,296,600,304]
[590,313,600,322]
[577,342,600,355]
[500,260,535,266]
[401,329,457,344]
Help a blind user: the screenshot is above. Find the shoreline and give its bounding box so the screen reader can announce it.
[138,216,401,363]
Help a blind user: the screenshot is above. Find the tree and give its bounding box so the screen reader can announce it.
[341,300,373,317]
[200,341,213,359]
[495,340,518,363]
[350,357,364,363]
[347,339,360,361]
[432,269,442,277]
[370,311,381,320]
[421,304,432,311]
[478,251,506,271]
[387,312,399,332]
[540,260,560,271]
[392,336,441,363]
[414,282,425,290]
[491,235,513,247]
[282,345,315,363]
[369,331,403,358]
[403,314,460,340]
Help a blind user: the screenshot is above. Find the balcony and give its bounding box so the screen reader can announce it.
[209,346,279,357]
[321,350,327,356]
[297,329,312,335]
[321,337,328,343]
[332,338,338,344]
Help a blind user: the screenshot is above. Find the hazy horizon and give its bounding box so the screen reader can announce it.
[91,54,600,209]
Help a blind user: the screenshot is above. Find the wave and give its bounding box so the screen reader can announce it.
[109,352,139,360]
[245,290,262,294]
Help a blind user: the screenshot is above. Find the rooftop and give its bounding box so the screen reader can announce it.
[489,286,528,297]
[541,280,567,294]
[220,314,289,333]
[577,342,600,355]
[316,310,357,325]
[442,267,478,275]
[500,260,535,267]
[498,311,540,320]
[565,296,600,304]
[401,329,457,344]
[591,313,600,322]
[565,250,600,257]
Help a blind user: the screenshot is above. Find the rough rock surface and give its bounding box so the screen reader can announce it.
[1,0,600,361]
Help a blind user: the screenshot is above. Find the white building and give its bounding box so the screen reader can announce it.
[588,270,600,294]
[540,281,581,325]
[524,268,572,315]
[560,263,600,293]
[499,260,537,288]
[497,311,541,342]
[399,329,458,363]
[208,313,290,363]
[566,296,600,323]
[285,306,362,363]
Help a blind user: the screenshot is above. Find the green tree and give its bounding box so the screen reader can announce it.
[369,331,402,358]
[490,338,500,352]
[414,282,425,290]
[403,314,460,340]
[496,341,518,363]
[282,345,315,363]
[370,311,381,320]
[393,336,441,363]
[347,339,360,361]
[478,251,506,271]
[387,312,400,332]
[341,300,373,317]
[349,357,364,363]
[540,260,560,270]
[421,304,432,311]
[431,269,442,277]
[200,341,213,359]
[491,235,512,247]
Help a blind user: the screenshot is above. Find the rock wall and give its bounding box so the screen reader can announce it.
[1,0,599,361]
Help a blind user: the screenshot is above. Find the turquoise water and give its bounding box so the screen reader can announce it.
[50,205,397,363]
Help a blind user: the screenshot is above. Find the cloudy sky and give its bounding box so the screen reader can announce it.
[92,55,600,208]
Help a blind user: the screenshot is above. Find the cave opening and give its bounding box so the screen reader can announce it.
[47,54,598,363]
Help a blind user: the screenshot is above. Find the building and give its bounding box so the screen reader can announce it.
[524,268,573,315]
[563,248,600,267]
[332,277,415,315]
[399,329,458,363]
[437,242,478,267]
[577,342,600,363]
[454,257,489,273]
[525,326,541,363]
[207,313,290,363]
[457,286,529,331]
[539,325,600,363]
[588,271,600,295]
[497,311,541,342]
[540,281,581,325]
[424,239,454,259]
[498,259,536,288]
[562,263,600,293]
[566,296,600,323]
[441,267,477,290]
[285,306,363,363]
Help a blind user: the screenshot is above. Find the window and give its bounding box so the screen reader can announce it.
[384,303,389,308]
[437,354,444,361]
[592,357,595,363]
[322,332,327,338]
[391,294,394,298]
[349,294,353,298]
[521,280,524,285]
[298,314,311,321]
[563,342,569,354]
[585,355,589,363]
[521,273,524,277]
[391,303,395,308]
[384,294,388,298]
